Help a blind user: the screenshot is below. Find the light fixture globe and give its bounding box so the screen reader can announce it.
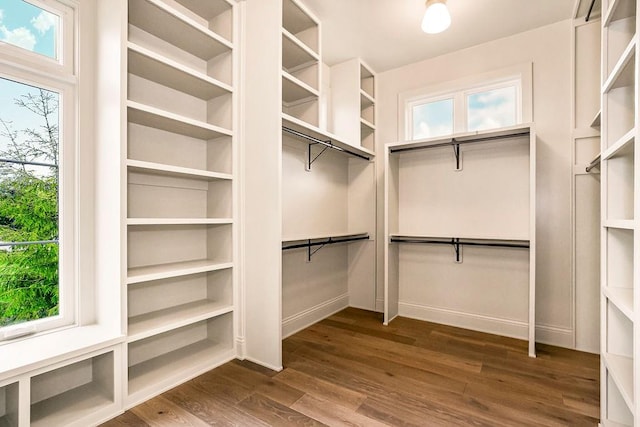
[421,0,451,34]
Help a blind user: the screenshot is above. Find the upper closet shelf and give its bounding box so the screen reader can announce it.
[603,352,634,415]
[127,260,233,285]
[128,0,232,60]
[282,29,319,71]
[603,38,636,93]
[173,0,234,25]
[127,159,232,181]
[603,287,634,321]
[282,114,375,160]
[603,128,634,160]
[282,231,369,243]
[361,118,376,132]
[126,218,233,225]
[127,101,232,140]
[604,0,636,26]
[591,110,601,129]
[388,124,532,154]
[282,72,319,105]
[128,43,232,100]
[360,90,375,108]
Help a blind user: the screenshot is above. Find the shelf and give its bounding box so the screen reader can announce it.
[127,260,233,284]
[174,0,233,39]
[282,28,319,72]
[361,118,376,132]
[604,0,636,26]
[602,128,634,160]
[603,38,636,93]
[128,300,233,342]
[282,0,317,41]
[282,231,369,243]
[282,71,318,105]
[604,287,634,321]
[360,90,375,109]
[128,0,232,61]
[127,218,233,225]
[388,123,532,153]
[127,101,232,140]
[604,219,635,229]
[282,113,375,159]
[127,159,231,181]
[128,42,232,100]
[603,353,634,415]
[30,382,113,427]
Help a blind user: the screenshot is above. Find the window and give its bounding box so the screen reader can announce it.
[401,64,532,141]
[0,0,75,341]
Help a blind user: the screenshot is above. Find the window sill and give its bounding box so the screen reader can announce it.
[0,325,125,380]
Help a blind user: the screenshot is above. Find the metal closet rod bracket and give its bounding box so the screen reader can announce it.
[282,234,370,261]
[282,126,370,171]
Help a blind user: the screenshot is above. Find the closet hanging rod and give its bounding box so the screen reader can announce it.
[282,235,369,251]
[390,236,529,249]
[389,131,530,154]
[585,154,601,172]
[585,0,597,22]
[282,126,370,161]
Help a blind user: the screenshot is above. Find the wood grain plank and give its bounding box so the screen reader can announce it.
[130,395,210,427]
[291,394,388,427]
[237,393,326,426]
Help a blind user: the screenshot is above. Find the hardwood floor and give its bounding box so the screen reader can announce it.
[102,308,600,426]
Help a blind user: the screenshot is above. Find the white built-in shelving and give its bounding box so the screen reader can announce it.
[0,381,18,427]
[281,0,320,127]
[600,0,638,424]
[125,0,237,407]
[384,125,537,357]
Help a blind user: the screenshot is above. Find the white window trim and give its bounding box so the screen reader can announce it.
[398,62,533,141]
[0,0,77,342]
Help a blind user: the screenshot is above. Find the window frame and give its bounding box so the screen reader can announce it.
[0,0,77,342]
[399,63,533,141]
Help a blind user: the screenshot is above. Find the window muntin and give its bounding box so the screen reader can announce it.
[411,98,454,139]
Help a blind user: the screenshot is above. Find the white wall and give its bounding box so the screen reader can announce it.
[376,20,575,347]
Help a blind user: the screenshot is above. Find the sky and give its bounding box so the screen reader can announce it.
[0,0,58,59]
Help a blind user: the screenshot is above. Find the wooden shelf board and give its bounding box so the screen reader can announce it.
[127,101,232,140]
[360,63,374,79]
[361,118,376,132]
[603,38,636,93]
[360,90,375,108]
[282,71,319,105]
[174,0,233,22]
[603,352,634,415]
[128,43,232,100]
[127,218,233,225]
[128,340,234,396]
[604,0,636,26]
[387,123,532,152]
[591,110,601,129]
[128,0,232,60]
[128,300,233,342]
[127,159,232,181]
[283,0,318,36]
[127,260,233,284]
[282,29,319,71]
[282,231,368,243]
[30,382,113,427]
[604,287,634,321]
[602,128,634,160]
[603,219,635,229]
[282,113,375,159]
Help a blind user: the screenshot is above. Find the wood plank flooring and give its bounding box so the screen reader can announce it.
[102,308,600,426]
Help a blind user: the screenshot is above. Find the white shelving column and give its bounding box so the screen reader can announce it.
[124,0,238,407]
[600,0,638,424]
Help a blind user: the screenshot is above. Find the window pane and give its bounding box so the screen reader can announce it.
[0,0,59,59]
[467,86,517,132]
[0,77,59,329]
[412,99,453,140]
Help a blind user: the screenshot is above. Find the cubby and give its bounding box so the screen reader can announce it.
[0,383,18,427]
[30,351,115,427]
[127,312,234,399]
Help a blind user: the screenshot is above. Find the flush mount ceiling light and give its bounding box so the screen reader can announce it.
[421,0,451,34]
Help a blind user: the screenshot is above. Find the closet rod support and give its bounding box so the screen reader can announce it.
[389,131,530,155]
[585,0,597,22]
[282,235,370,261]
[453,143,462,171]
[306,143,330,171]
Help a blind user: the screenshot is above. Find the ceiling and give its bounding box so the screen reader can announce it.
[302,0,577,73]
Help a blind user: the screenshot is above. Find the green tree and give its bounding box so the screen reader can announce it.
[0,89,59,327]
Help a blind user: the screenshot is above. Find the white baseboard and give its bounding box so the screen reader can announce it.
[235,336,246,360]
[398,301,529,340]
[241,355,283,372]
[398,301,574,347]
[282,293,349,338]
[375,298,384,313]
